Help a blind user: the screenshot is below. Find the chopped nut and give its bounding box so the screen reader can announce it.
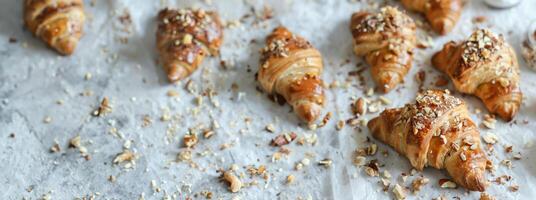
[177,150,192,162]
[203,130,215,139]
[480,193,496,200]
[393,184,406,200]
[367,144,378,155]
[336,120,345,131]
[379,96,391,105]
[43,116,52,124]
[183,133,198,148]
[69,135,82,148]
[354,156,366,166]
[412,177,429,193]
[382,170,391,179]
[483,133,498,144]
[353,97,367,116]
[364,166,379,177]
[49,142,60,153]
[113,150,137,164]
[509,184,519,192]
[439,179,457,189]
[223,170,242,193]
[270,132,297,146]
[93,97,112,117]
[482,115,496,129]
[286,175,295,184]
[265,124,275,133]
[318,159,332,168]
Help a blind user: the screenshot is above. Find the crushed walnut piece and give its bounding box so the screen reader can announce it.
[183,133,198,148]
[462,29,502,67]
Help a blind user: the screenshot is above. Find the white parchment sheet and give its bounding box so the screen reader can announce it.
[0,0,535,199]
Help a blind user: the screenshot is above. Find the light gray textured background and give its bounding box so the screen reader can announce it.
[1,0,536,199]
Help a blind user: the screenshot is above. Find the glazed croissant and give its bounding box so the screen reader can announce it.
[350,6,416,93]
[24,0,86,55]
[258,27,325,123]
[400,0,463,35]
[432,29,522,121]
[368,89,488,191]
[156,8,223,83]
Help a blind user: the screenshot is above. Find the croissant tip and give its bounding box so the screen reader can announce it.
[294,102,322,123]
[54,39,79,55]
[494,102,519,121]
[166,63,189,83]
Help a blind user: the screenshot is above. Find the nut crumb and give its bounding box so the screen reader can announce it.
[223,170,242,193]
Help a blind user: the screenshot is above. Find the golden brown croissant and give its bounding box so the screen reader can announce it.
[156,8,223,83]
[258,26,325,123]
[350,6,416,93]
[24,0,86,55]
[432,29,522,121]
[368,89,488,191]
[400,0,463,35]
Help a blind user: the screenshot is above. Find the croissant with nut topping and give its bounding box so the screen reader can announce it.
[400,0,463,35]
[432,29,522,121]
[368,89,488,191]
[156,8,223,83]
[24,0,86,55]
[350,6,416,93]
[258,26,325,123]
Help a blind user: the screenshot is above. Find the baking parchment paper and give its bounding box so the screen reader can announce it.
[1,0,536,199]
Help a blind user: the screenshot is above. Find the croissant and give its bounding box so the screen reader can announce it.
[156,8,223,83]
[350,6,416,93]
[258,26,325,123]
[368,89,488,191]
[432,29,522,121]
[24,0,86,55]
[400,0,463,35]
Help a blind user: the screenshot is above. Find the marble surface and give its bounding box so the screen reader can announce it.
[1,0,536,199]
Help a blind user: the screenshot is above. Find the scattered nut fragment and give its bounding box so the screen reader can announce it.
[412,177,430,194]
[364,166,379,177]
[203,130,215,139]
[92,97,112,117]
[270,132,297,146]
[482,133,498,144]
[393,184,406,200]
[113,150,137,164]
[353,156,366,166]
[43,116,52,124]
[509,184,519,192]
[480,192,496,200]
[379,96,391,105]
[177,150,192,162]
[353,97,367,116]
[439,179,457,189]
[223,170,242,193]
[286,175,295,184]
[49,142,60,153]
[69,135,82,149]
[265,124,275,133]
[167,90,179,97]
[367,144,378,155]
[183,133,198,148]
[336,120,345,131]
[482,114,496,129]
[318,159,332,168]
